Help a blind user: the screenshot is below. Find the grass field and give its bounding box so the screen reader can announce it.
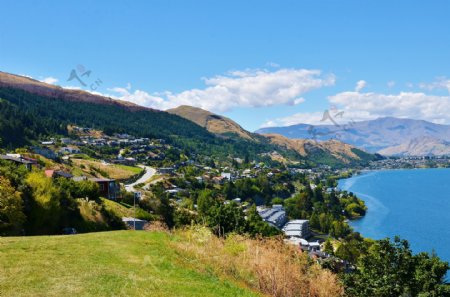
[71,159,143,180]
[0,231,260,297]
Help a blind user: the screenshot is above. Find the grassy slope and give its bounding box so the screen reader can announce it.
[0,231,260,297]
[70,159,143,179]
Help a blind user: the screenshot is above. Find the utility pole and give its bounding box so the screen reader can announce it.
[133,191,141,230]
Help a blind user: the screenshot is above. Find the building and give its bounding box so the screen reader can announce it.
[221,172,232,180]
[31,147,57,160]
[122,217,148,230]
[257,204,288,229]
[157,167,175,175]
[45,170,74,179]
[282,219,311,239]
[58,147,81,155]
[89,178,120,200]
[0,154,37,171]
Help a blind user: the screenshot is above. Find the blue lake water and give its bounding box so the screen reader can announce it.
[338,168,450,263]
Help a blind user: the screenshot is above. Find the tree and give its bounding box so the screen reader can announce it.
[323,239,334,255]
[197,189,214,217]
[207,202,246,236]
[0,176,25,235]
[246,204,280,237]
[25,172,64,234]
[158,194,174,228]
[343,237,450,297]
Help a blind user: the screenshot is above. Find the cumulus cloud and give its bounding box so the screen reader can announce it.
[355,80,367,92]
[41,77,59,84]
[108,68,335,112]
[328,90,450,124]
[261,81,450,128]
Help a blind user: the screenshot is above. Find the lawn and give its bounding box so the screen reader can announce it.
[0,231,260,297]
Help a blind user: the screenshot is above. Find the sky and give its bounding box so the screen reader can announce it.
[1,0,450,131]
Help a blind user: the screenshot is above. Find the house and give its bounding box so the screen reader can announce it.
[0,154,36,171]
[58,147,81,155]
[31,147,57,160]
[157,167,175,175]
[212,176,226,184]
[45,170,74,179]
[60,138,73,144]
[41,141,54,145]
[122,217,148,230]
[221,172,232,180]
[89,178,120,200]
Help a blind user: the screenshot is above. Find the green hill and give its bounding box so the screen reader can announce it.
[0,231,259,297]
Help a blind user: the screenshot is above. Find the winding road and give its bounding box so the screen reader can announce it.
[125,165,156,192]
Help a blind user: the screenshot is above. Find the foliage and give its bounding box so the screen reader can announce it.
[343,237,450,297]
[0,176,25,235]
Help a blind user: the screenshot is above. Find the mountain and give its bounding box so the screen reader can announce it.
[256,117,450,156]
[0,71,145,111]
[167,105,256,140]
[0,71,377,166]
[263,133,378,166]
[0,72,265,159]
[378,136,450,156]
[166,105,378,166]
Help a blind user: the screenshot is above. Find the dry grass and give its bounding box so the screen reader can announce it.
[171,226,344,297]
[71,159,142,179]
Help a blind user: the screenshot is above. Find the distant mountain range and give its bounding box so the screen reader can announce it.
[165,105,378,166]
[256,117,450,156]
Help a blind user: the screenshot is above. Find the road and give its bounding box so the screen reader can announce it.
[125,165,156,192]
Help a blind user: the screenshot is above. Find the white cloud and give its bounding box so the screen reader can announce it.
[355,80,367,92]
[418,77,450,94]
[107,68,335,112]
[387,80,396,89]
[261,111,327,127]
[41,77,58,84]
[262,81,450,127]
[266,62,280,68]
[107,87,172,110]
[327,90,450,124]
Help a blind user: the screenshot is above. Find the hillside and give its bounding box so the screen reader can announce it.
[0,72,278,160]
[263,133,379,166]
[257,117,450,156]
[167,105,256,140]
[378,136,450,156]
[0,71,377,166]
[0,231,259,297]
[0,71,145,111]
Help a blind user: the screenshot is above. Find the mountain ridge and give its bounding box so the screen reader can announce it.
[256,117,450,156]
[0,71,151,112]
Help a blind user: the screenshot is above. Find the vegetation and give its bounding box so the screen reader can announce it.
[0,159,130,235]
[343,237,450,297]
[0,88,290,162]
[0,231,259,297]
[173,226,344,297]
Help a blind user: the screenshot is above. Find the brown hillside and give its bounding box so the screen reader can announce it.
[167,105,255,140]
[0,71,152,112]
[263,133,361,163]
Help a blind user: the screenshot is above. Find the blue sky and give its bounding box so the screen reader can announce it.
[2,1,450,131]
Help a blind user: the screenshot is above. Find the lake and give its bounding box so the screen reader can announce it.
[338,168,450,263]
